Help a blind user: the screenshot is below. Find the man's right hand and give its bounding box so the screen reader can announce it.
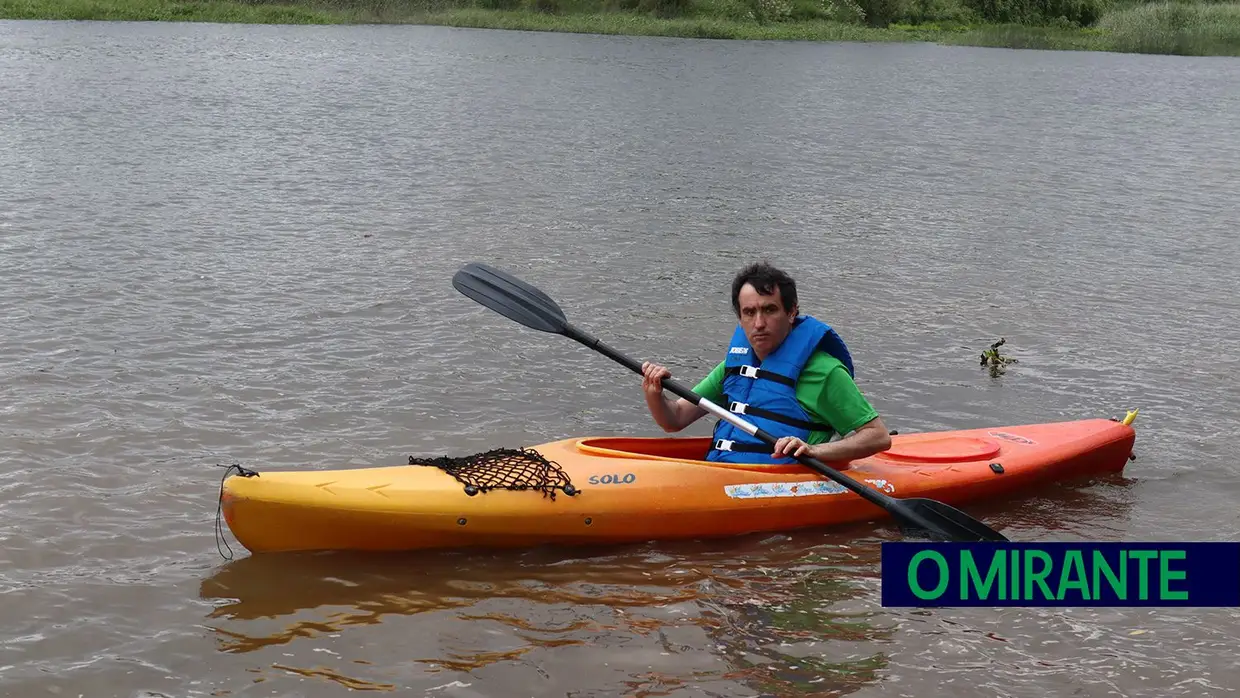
[640,361,708,433]
[641,361,671,398]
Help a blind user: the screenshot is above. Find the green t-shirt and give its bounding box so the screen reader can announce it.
[693,351,878,445]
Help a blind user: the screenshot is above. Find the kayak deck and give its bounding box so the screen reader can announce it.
[219,417,1136,554]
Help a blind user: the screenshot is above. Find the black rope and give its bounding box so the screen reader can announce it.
[409,447,578,499]
[214,463,258,560]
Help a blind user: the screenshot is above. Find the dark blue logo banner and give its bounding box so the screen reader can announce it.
[881,542,1240,607]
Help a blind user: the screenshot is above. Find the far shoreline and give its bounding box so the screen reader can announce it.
[1,0,1237,57]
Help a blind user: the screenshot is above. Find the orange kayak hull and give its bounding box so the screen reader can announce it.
[219,417,1136,554]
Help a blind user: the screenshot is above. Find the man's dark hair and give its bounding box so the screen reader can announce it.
[731,261,798,316]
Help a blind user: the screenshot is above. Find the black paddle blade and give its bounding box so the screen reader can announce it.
[892,498,1010,542]
[452,262,569,335]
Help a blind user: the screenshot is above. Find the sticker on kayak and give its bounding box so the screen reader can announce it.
[865,478,896,494]
[725,481,846,499]
[724,479,895,499]
[988,431,1037,445]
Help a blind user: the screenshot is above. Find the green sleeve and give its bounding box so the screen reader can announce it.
[692,361,726,404]
[805,356,879,438]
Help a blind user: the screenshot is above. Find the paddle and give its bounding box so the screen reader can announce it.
[452,262,1010,543]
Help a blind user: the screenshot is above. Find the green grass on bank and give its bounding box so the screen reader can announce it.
[1100,0,1240,53]
[0,0,336,21]
[2,0,1238,55]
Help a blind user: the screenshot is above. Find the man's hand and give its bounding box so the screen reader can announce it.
[773,435,812,458]
[641,361,671,399]
[770,417,893,463]
[640,361,706,433]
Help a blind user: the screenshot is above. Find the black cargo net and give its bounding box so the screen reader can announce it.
[409,447,578,499]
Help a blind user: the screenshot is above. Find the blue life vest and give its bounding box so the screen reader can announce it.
[707,315,854,465]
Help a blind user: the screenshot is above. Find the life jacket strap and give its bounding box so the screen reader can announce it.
[724,396,833,433]
[725,365,795,387]
[712,439,776,454]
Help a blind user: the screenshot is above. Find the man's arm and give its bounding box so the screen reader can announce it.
[774,359,892,462]
[805,416,891,462]
[641,361,711,433]
[773,415,891,462]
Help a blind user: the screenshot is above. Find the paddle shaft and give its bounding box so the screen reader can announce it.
[563,325,899,513]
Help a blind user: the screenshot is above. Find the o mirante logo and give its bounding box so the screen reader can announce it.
[881,542,1240,607]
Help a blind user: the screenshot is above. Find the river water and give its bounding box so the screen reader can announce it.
[2,18,1238,698]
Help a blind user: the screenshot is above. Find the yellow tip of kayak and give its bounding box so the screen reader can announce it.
[1122,409,1139,426]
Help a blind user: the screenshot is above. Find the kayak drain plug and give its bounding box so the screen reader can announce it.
[457,517,467,526]
[989,463,1005,474]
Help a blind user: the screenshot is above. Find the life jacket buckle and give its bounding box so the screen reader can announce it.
[738,365,760,379]
[713,439,734,451]
[728,401,748,415]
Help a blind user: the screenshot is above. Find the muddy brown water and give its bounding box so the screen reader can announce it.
[2,18,1239,698]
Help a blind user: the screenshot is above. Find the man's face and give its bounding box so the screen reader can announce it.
[737,283,796,359]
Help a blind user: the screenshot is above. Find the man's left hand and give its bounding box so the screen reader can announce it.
[773,436,812,458]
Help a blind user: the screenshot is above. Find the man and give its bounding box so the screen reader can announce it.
[640,261,891,465]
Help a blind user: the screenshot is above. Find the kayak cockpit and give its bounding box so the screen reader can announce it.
[571,433,1008,470]
[574,436,714,462]
[570,436,826,473]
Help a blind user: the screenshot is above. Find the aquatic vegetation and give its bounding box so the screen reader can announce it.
[980,337,1018,377]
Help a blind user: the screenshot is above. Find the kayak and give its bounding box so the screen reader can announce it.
[218,413,1137,554]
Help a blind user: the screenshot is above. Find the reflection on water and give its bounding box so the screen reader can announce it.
[961,470,1142,541]
[194,465,1143,694]
[268,663,399,692]
[703,557,894,697]
[199,533,897,695]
